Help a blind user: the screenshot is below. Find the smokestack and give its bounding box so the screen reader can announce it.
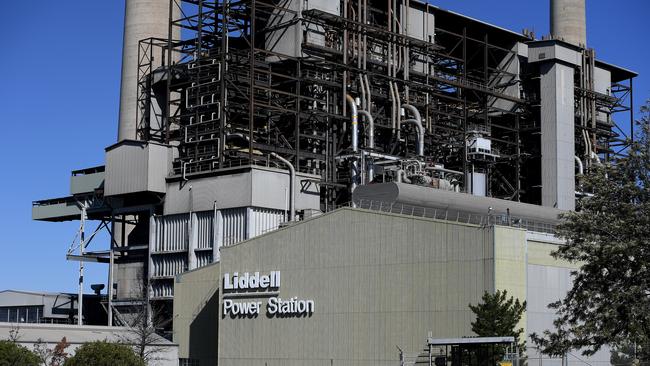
[550,0,587,47]
[117,0,174,142]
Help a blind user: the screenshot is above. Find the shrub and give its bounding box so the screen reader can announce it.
[0,340,40,366]
[64,341,144,366]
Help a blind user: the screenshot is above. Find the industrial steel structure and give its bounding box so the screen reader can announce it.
[32,0,637,336]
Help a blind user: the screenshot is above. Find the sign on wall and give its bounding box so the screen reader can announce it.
[221,271,314,318]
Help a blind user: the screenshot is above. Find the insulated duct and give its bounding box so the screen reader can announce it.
[550,0,587,47]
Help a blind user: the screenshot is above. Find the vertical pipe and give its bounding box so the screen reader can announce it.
[77,203,86,326]
[346,95,359,153]
[271,153,295,221]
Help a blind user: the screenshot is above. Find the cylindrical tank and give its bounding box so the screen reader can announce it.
[550,0,587,47]
[118,0,174,142]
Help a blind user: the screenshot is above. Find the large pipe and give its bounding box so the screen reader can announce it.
[118,0,177,141]
[550,0,587,47]
[402,104,424,157]
[574,156,584,175]
[402,119,424,157]
[271,153,295,222]
[346,95,360,192]
[346,95,359,152]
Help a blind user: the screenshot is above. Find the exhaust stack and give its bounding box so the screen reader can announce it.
[550,0,587,47]
[117,0,174,142]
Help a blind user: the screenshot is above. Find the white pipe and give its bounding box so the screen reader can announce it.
[271,153,295,222]
[389,82,396,133]
[402,104,422,131]
[346,94,360,193]
[401,119,425,157]
[574,156,584,175]
[346,95,359,152]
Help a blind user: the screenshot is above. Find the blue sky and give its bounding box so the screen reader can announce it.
[0,0,648,294]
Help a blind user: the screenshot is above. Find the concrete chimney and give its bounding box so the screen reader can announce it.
[550,0,587,47]
[117,0,173,142]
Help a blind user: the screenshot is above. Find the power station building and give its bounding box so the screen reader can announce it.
[29,0,637,365]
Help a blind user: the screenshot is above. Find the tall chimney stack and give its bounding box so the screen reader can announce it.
[117,0,173,142]
[550,0,587,47]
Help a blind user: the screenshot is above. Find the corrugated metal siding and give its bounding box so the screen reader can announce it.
[196,251,213,268]
[250,207,284,237]
[151,281,174,298]
[105,143,148,196]
[153,214,190,252]
[151,254,187,277]
[222,208,248,246]
[196,211,214,249]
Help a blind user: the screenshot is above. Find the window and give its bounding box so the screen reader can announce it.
[179,359,200,366]
[0,306,44,323]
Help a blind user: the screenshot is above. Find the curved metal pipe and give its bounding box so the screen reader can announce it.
[402,104,422,129]
[401,119,424,157]
[574,156,584,175]
[270,153,295,222]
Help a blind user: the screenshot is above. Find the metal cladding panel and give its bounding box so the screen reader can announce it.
[196,252,213,268]
[251,169,320,212]
[70,172,105,195]
[540,62,576,210]
[211,208,496,365]
[152,254,187,277]
[594,67,611,95]
[164,173,252,215]
[105,141,170,196]
[249,208,284,237]
[265,0,340,60]
[153,214,190,252]
[164,168,320,215]
[222,208,248,246]
[528,42,581,66]
[196,211,215,249]
[151,281,174,299]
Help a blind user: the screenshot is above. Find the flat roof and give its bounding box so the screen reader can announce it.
[427,336,516,346]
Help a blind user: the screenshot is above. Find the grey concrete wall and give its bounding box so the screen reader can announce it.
[215,208,495,366]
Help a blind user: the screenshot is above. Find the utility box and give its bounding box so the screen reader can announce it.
[105,140,172,196]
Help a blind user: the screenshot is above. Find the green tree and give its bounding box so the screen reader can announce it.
[469,290,527,353]
[0,340,40,366]
[64,341,144,366]
[531,101,650,360]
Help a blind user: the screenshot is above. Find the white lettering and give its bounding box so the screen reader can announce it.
[266,297,314,316]
[223,299,262,317]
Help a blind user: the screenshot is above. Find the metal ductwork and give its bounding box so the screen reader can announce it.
[118,0,177,142]
[550,0,587,47]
